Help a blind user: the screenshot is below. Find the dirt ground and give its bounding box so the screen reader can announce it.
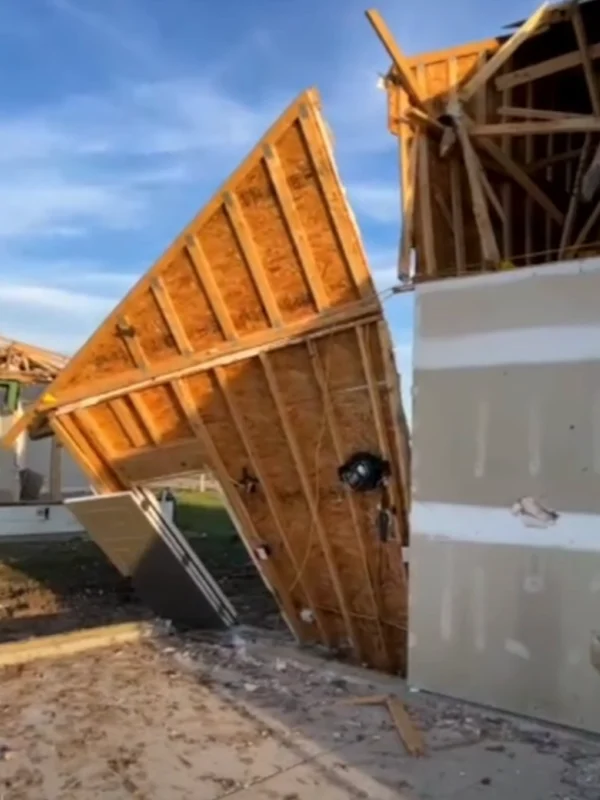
[0,491,282,642]
[1,625,600,800]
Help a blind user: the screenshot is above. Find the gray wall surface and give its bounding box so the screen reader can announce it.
[409,257,600,733]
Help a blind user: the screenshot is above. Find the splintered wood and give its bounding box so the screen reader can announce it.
[368,0,600,280]
[342,694,427,757]
[0,335,67,384]
[2,89,411,675]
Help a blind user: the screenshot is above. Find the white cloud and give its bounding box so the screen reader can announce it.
[0,171,144,239]
[347,181,400,224]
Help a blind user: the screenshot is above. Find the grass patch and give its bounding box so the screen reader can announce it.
[174,491,249,572]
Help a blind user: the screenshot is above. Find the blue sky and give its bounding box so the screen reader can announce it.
[0,0,535,413]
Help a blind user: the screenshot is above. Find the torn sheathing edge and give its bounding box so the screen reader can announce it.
[367,0,600,282]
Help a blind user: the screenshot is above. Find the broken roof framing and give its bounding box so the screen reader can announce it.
[368,0,600,281]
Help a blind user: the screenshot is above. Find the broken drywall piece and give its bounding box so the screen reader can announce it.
[511,496,559,529]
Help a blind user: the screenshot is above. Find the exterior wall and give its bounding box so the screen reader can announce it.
[410,257,600,733]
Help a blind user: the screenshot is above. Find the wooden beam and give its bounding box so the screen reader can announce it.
[582,145,600,202]
[460,2,549,102]
[571,3,600,116]
[472,118,600,137]
[449,160,466,273]
[498,106,593,121]
[306,340,394,671]
[475,135,564,224]
[184,236,238,341]
[399,134,419,275]
[495,42,600,92]
[453,115,500,264]
[567,195,600,256]
[376,322,411,516]
[480,170,506,224]
[417,136,437,275]
[52,415,121,493]
[49,436,62,502]
[356,325,408,535]
[262,143,329,312]
[49,301,380,415]
[365,9,425,110]
[150,277,192,355]
[559,135,592,258]
[526,147,583,173]
[298,100,374,298]
[109,398,147,449]
[259,351,364,662]
[223,191,283,328]
[212,366,329,645]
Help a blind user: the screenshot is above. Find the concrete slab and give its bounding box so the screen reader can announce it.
[1,627,598,799]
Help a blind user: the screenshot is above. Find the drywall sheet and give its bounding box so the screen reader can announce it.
[66,489,237,629]
[410,256,600,733]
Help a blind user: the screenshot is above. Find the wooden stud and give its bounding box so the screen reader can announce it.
[262,143,330,312]
[417,136,437,275]
[387,697,427,757]
[258,351,364,662]
[453,116,500,264]
[497,106,593,121]
[460,3,549,102]
[376,322,411,517]
[223,190,283,327]
[496,41,600,91]
[49,436,62,502]
[52,415,120,493]
[480,170,506,224]
[150,277,193,355]
[356,325,407,538]
[525,82,534,264]
[526,148,583,173]
[471,118,600,136]
[212,366,330,644]
[567,195,600,256]
[450,160,466,273]
[109,398,147,449]
[559,135,592,258]
[298,101,374,298]
[116,315,147,371]
[365,10,425,110]
[475,135,564,224]
[128,395,161,446]
[184,236,238,340]
[571,4,600,116]
[307,340,394,671]
[399,134,419,275]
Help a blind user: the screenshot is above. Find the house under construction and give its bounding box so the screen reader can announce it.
[3,0,600,737]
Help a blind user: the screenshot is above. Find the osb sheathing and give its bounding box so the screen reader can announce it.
[7,89,411,674]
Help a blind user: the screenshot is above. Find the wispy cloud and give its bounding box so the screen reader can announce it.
[348,182,400,225]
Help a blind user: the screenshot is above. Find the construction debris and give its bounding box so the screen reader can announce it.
[369,0,600,281]
[342,694,427,757]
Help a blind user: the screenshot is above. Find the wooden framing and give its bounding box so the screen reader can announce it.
[1,89,410,675]
[372,0,600,280]
[0,335,67,385]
